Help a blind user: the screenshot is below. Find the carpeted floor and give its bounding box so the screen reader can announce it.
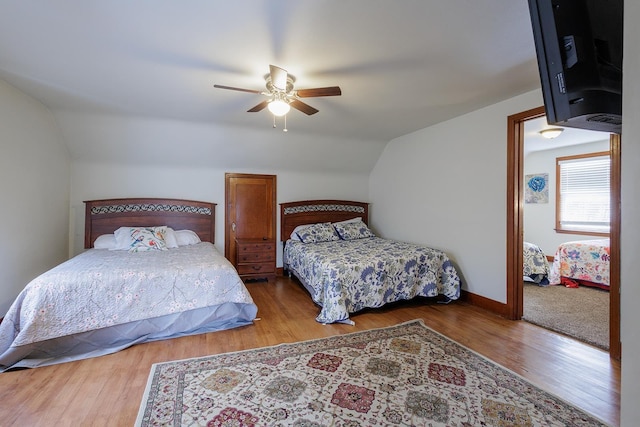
[136,320,608,426]
[523,282,609,350]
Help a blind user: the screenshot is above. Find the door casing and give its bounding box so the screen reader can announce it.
[506,106,621,359]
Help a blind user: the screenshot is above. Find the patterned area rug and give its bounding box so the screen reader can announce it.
[136,320,608,426]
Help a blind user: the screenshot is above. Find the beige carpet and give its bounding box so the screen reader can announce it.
[523,282,609,350]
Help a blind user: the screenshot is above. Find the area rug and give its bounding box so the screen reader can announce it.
[135,320,608,426]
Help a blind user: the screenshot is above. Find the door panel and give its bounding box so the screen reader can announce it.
[225,173,276,267]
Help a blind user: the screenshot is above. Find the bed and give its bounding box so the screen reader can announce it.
[548,238,610,290]
[523,241,551,285]
[280,200,461,324]
[0,198,258,371]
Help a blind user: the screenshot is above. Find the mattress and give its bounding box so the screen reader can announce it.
[284,237,461,324]
[0,242,257,370]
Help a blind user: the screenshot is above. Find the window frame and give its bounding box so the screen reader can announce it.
[555,151,611,237]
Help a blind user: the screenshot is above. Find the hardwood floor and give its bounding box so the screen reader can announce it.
[0,277,620,426]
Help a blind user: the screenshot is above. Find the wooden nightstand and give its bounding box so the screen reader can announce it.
[235,239,276,281]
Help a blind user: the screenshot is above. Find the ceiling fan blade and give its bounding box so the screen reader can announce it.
[214,84,262,94]
[289,99,319,115]
[296,86,342,98]
[247,100,269,112]
[269,65,288,91]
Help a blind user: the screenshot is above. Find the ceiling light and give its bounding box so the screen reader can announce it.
[539,128,564,139]
[268,99,290,117]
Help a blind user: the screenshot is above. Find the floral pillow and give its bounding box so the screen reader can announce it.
[296,222,340,243]
[334,221,376,240]
[289,224,314,242]
[113,226,169,252]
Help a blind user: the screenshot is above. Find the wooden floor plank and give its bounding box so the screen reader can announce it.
[0,277,620,426]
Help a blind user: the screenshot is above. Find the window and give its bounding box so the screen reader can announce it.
[556,151,610,235]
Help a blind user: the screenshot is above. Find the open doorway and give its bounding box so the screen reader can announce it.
[506,106,621,359]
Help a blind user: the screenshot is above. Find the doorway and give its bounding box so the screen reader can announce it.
[506,106,621,359]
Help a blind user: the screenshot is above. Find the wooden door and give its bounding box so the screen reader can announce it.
[225,173,276,267]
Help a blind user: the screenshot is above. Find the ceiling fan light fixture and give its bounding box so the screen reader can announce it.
[539,128,564,139]
[268,99,290,116]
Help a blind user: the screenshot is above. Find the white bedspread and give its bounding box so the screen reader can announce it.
[0,243,256,368]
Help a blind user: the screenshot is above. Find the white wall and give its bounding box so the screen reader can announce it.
[1,13,637,421]
[66,117,370,266]
[55,111,386,174]
[0,80,70,315]
[621,1,640,425]
[370,89,543,303]
[523,140,610,255]
[58,111,374,265]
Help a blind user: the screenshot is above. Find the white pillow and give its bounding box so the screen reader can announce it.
[94,234,116,250]
[112,227,134,250]
[175,230,201,246]
[164,227,179,249]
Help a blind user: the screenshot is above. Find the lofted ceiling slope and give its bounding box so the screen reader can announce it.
[0,0,542,169]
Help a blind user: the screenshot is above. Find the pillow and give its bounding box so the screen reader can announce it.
[113,226,169,252]
[332,217,364,225]
[289,223,314,241]
[164,227,179,249]
[296,222,340,244]
[334,221,376,240]
[175,230,201,246]
[94,234,116,250]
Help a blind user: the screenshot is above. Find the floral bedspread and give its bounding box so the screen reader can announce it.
[548,239,610,288]
[284,237,461,323]
[0,243,256,350]
[523,241,550,285]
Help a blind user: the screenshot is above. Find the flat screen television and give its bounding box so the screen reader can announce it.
[527,0,623,134]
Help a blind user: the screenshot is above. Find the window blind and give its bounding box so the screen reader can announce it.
[558,155,610,233]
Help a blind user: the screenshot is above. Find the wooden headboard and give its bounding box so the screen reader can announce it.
[280,200,369,242]
[84,198,216,248]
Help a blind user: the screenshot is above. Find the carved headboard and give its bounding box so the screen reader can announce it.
[279,200,369,242]
[84,198,216,248]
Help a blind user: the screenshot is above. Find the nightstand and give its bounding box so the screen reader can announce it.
[235,239,276,281]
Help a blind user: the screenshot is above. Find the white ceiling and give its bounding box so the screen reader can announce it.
[524,117,612,155]
[0,0,543,145]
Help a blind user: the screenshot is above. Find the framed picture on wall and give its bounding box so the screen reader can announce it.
[525,173,548,204]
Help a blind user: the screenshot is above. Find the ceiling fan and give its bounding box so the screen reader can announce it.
[214,65,341,117]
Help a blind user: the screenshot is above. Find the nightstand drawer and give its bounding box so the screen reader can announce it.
[237,242,275,253]
[236,262,274,275]
[235,238,276,280]
[238,251,275,263]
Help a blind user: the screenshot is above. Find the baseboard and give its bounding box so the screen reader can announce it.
[460,289,510,318]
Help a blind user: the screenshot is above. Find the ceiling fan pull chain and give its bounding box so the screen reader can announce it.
[283,114,288,132]
[273,115,276,128]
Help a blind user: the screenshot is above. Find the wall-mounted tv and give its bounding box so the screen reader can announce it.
[527,0,623,134]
